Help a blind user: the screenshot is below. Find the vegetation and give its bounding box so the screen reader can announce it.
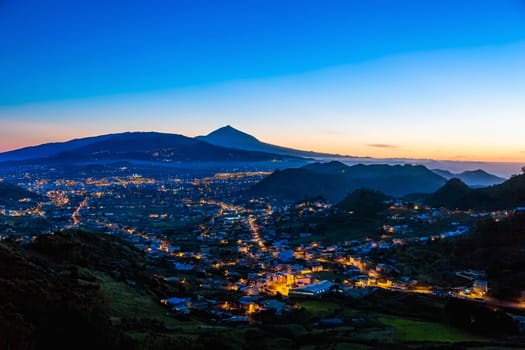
[2,228,524,349]
[375,213,525,299]
[337,188,390,217]
[454,213,525,298]
[251,162,446,201]
[0,235,133,350]
[380,317,485,342]
[427,172,525,210]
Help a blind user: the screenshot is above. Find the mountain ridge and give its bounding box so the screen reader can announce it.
[431,168,505,187]
[0,126,519,178]
[427,172,525,210]
[250,162,448,201]
[0,131,301,165]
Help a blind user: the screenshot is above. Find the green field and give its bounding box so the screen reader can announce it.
[379,317,485,343]
[98,273,184,329]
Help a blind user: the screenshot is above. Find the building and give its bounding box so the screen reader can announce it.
[288,280,334,298]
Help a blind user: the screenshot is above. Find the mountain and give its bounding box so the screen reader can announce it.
[0,134,114,162]
[250,162,447,201]
[250,168,350,202]
[431,168,505,187]
[302,160,350,174]
[0,132,301,165]
[196,125,335,158]
[337,189,390,217]
[427,172,525,210]
[2,126,519,177]
[431,169,455,179]
[427,178,473,209]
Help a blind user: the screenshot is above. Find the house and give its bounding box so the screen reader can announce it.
[239,296,261,314]
[264,299,286,315]
[278,249,294,262]
[174,262,193,271]
[288,280,334,298]
[472,280,488,295]
[162,297,190,314]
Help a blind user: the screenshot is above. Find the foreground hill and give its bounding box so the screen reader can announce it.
[431,169,505,187]
[251,161,446,201]
[427,172,525,210]
[0,132,299,165]
[0,231,137,349]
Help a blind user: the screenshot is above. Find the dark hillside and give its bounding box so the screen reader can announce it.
[0,232,134,350]
[427,172,525,210]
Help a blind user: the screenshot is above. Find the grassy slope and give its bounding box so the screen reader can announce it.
[380,317,485,343]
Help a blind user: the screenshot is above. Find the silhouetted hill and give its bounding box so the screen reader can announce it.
[0,134,113,162]
[302,160,350,174]
[431,168,505,187]
[0,132,300,165]
[250,168,349,202]
[0,182,40,206]
[196,125,335,158]
[427,172,525,210]
[344,164,446,195]
[427,178,472,208]
[0,231,135,349]
[251,162,447,201]
[337,189,390,217]
[460,169,506,186]
[451,213,525,299]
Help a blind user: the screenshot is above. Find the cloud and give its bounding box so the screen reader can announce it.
[366,143,398,149]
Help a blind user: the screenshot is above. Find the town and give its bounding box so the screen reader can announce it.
[2,165,524,333]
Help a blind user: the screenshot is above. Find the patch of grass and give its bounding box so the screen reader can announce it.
[295,300,360,323]
[297,300,343,318]
[344,328,394,344]
[379,317,486,343]
[265,337,296,350]
[127,332,201,350]
[97,273,182,329]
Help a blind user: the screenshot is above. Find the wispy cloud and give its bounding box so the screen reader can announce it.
[366,143,398,149]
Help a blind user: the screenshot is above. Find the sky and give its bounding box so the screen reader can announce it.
[1,0,525,163]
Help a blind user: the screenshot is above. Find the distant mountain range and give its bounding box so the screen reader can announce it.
[0,131,300,165]
[250,161,448,202]
[249,160,525,209]
[195,126,519,178]
[431,169,505,187]
[0,126,512,183]
[427,173,525,210]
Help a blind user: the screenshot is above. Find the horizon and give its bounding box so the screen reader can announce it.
[0,124,522,178]
[1,1,525,163]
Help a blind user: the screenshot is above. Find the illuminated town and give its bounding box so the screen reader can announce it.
[2,165,524,327]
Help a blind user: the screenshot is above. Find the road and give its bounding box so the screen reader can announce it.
[71,197,89,226]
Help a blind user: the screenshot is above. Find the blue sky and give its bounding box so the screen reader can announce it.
[1,0,525,163]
